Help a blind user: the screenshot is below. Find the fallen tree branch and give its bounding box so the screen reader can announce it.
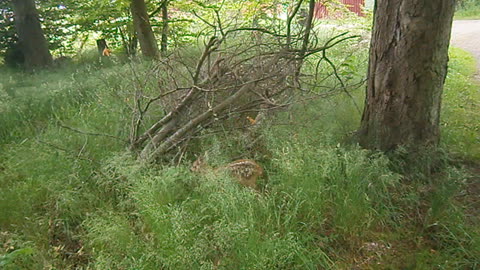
[140,80,258,161]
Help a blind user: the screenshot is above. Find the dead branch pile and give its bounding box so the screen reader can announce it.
[130,34,299,162]
[128,0,361,163]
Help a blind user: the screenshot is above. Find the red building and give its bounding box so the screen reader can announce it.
[315,0,365,19]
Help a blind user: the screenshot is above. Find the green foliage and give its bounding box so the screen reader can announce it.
[0,0,80,59]
[0,247,35,269]
[455,0,480,19]
[0,2,25,67]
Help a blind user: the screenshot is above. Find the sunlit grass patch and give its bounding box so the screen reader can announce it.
[443,47,480,160]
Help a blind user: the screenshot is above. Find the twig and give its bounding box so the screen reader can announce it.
[224,27,287,38]
[321,51,361,114]
[58,123,128,143]
[214,9,225,38]
[149,0,168,17]
[287,0,304,48]
[37,139,100,165]
[192,10,216,30]
[194,36,219,84]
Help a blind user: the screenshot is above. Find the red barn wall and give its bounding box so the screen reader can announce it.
[343,0,364,16]
[315,0,365,19]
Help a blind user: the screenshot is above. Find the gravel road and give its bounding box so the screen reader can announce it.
[450,20,480,77]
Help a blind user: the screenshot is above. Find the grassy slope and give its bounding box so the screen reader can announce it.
[0,47,479,269]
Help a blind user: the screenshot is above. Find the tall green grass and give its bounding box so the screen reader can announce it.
[442,47,480,160]
[0,60,114,144]
[78,143,398,269]
[0,44,479,269]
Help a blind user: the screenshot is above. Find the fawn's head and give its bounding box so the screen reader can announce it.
[190,156,208,173]
[190,156,263,190]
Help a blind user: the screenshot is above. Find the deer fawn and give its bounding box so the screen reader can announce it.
[191,157,263,189]
[102,48,112,56]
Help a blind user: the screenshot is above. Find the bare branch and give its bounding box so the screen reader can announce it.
[287,0,304,48]
[140,80,258,161]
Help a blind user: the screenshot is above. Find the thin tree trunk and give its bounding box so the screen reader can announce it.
[160,0,168,56]
[129,35,138,56]
[131,0,159,58]
[358,0,455,151]
[286,0,304,49]
[96,39,108,55]
[295,0,316,80]
[12,0,53,70]
[118,26,137,56]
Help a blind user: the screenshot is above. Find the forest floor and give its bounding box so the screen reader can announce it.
[451,20,480,79]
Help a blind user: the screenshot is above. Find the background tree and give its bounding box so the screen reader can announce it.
[1,0,293,61]
[131,0,159,58]
[2,0,82,63]
[160,0,169,56]
[358,0,456,152]
[11,0,53,69]
[69,0,138,55]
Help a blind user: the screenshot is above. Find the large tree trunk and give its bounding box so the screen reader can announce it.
[131,0,159,58]
[358,0,455,151]
[12,0,53,70]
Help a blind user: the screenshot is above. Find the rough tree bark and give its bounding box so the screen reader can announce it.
[131,0,159,58]
[12,0,53,70]
[358,0,456,151]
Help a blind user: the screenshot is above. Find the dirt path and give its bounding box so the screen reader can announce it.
[450,20,480,78]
